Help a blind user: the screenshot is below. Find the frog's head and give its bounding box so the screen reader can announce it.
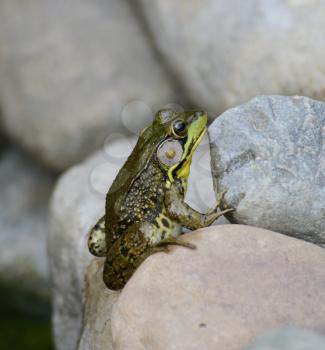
[111,108,207,197]
[152,108,208,183]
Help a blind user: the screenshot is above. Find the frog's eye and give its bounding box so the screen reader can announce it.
[172,120,187,137]
[157,139,183,167]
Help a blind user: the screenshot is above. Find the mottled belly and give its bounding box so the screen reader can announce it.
[142,211,182,245]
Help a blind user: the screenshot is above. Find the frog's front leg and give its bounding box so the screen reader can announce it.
[164,180,234,231]
[88,215,107,257]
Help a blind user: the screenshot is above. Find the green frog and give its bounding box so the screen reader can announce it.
[88,109,233,290]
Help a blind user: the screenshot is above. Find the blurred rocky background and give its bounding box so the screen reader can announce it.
[0,0,325,350]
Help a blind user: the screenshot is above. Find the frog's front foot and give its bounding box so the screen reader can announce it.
[209,207,234,221]
[202,188,235,224]
[215,188,229,208]
[214,188,235,214]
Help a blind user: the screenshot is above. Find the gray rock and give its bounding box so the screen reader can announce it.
[0,148,55,295]
[137,0,325,113]
[0,132,8,154]
[209,95,325,246]
[48,138,140,350]
[112,225,325,350]
[246,328,325,350]
[0,0,184,171]
[48,134,225,350]
[0,114,8,153]
[78,259,120,350]
[49,152,105,350]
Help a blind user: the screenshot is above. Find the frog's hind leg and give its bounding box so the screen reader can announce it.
[88,215,106,257]
[103,223,168,290]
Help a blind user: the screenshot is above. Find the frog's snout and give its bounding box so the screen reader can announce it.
[194,111,206,119]
[188,110,207,124]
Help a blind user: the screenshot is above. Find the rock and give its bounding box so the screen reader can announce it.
[49,134,225,350]
[49,152,105,350]
[209,95,325,246]
[0,0,184,171]
[0,116,8,153]
[0,132,8,154]
[78,259,120,350]
[112,225,325,350]
[246,328,325,350]
[0,148,55,296]
[137,0,325,113]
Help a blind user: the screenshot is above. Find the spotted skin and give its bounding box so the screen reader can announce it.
[149,211,182,245]
[88,216,106,257]
[102,159,183,290]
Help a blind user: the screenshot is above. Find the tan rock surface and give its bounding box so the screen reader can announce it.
[112,225,325,350]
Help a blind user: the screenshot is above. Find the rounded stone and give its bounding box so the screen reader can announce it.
[245,328,325,350]
[0,0,183,170]
[112,225,325,350]
[78,259,120,350]
[0,148,55,295]
[138,0,325,113]
[209,95,325,246]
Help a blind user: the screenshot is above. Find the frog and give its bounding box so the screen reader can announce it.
[88,109,233,290]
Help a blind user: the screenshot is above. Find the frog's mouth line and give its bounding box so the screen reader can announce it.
[192,126,207,151]
[168,125,207,182]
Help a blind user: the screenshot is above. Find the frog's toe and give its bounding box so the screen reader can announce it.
[156,237,196,250]
[88,216,106,257]
[218,207,235,216]
[150,245,169,254]
[88,239,106,257]
[216,188,228,204]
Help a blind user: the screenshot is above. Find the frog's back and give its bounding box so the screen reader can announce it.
[105,124,166,242]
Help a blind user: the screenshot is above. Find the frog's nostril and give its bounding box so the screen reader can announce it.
[194,111,205,120]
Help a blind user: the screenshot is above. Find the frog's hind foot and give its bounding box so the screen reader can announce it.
[88,215,106,257]
[156,237,196,250]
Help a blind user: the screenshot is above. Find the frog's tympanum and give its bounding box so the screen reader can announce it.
[88,109,233,290]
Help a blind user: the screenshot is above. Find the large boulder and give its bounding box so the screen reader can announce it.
[48,135,218,350]
[0,0,184,171]
[209,95,325,247]
[0,148,55,295]
[112,225,325,350]
[137,0,325,113]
